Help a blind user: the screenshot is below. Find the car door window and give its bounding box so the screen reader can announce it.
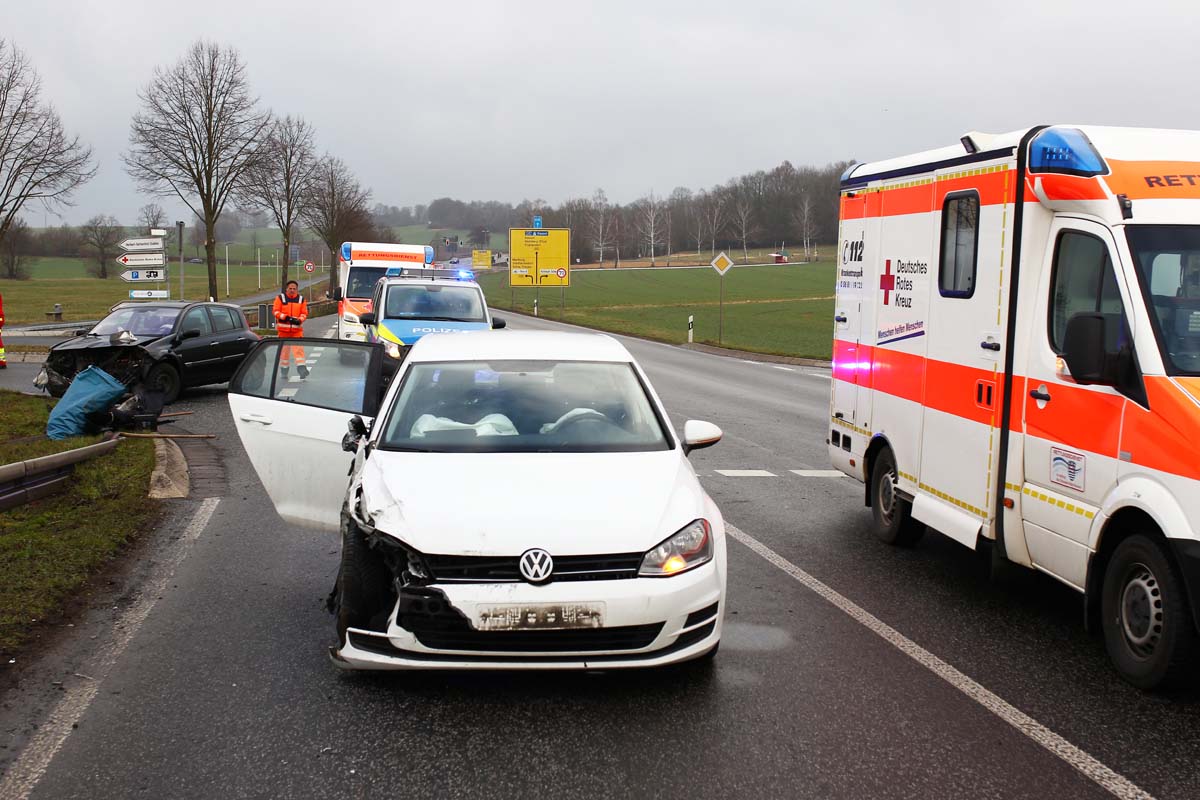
[1049,231,1128,353]
[231,340,382,415]
[182,307,213,336]
[210,306,238,332]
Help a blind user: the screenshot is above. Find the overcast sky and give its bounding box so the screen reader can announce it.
[8,0,1200,226]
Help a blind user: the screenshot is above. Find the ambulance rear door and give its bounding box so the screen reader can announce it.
[831,190,874,437]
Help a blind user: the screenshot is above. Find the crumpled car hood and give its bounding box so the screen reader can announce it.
[358,448,707,556]
[50,333,165,353]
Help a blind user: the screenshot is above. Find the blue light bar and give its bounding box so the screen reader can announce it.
[1028,127,1107,177]
[457,269,474,280]
[340,242,352,262]
[386,266,403,277]
[424,245,436,264]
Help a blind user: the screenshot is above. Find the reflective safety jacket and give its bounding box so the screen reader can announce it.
[273,292,307,336]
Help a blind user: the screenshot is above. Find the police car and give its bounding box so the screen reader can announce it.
[359,267,504,361]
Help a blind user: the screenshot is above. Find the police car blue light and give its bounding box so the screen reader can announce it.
[457,269,474,280]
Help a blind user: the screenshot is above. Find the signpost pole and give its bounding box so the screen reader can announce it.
[719,273,725,345]
[561,285,565,319]
[257,248,261,290]
[177,221,185,300]
[225,244,230,298]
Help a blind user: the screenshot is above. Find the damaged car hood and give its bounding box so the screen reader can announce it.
[359,449,706,556]
[50,333,166,353]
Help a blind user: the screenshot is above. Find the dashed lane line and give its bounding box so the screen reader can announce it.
[725,523,1154,800]
[0,497,222,800]
[790,469,845,478]
[713,469,777,477]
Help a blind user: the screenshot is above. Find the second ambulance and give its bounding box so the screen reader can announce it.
[831,124,1200,689]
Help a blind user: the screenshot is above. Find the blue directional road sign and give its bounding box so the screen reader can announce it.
[533,216,542,229]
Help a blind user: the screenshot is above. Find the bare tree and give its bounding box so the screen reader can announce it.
[635,191,667,266]
[731,191,756,263]
[0,216,30,279]
[589,188,613,265]
[688,192,706,254]
[793,192,815,261]
[302,156,373,270]
[123,40,271,302]
[136,201,176,253]
[701,191,727,255]
[79,214,123,279]
[0,40,95,251]
[237,114,318,290]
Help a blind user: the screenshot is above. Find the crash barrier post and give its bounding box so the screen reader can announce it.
[0,435,121,511]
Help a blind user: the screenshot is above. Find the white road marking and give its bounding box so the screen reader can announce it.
[725,523,1154,800]
[804,373,833,380]
[772,365,795,372]
[790,469,846,478]
[738,359,762,365]
[0,497,222,800]
[714,469,777,477]
[277,388,298,398]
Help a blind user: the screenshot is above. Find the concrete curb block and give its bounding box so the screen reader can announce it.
[148,438,189,499]
[5,353,48,363]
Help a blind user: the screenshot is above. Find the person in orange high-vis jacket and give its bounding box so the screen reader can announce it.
[0,291,6,368]
[273,280,308,379]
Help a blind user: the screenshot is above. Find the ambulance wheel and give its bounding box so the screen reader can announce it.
[1101,534,1198,690]
[146,363,181,404]
[870,449,924,546]
[335,523,393,646]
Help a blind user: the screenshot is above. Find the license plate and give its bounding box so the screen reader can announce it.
[476,603,605,631]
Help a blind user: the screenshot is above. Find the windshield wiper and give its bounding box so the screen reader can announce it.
[416,316,476,322]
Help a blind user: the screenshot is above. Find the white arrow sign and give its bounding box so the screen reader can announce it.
[120,268,167,283]
[119,237,164,252]
[116,252,166,267]
[129,290,169,299]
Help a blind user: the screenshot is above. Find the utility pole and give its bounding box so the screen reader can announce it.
[257,247,261,289]
[225,243,230,298]
[177,220,184,299]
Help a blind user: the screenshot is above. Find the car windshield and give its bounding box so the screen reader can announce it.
[1126,225,1200,375]
[384,284,485,322]
[379,360,672,453]
[346,267,388,299]
[91,306,181,337]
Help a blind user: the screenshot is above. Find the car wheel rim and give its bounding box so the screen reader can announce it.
[878,465,897,525]
[1119,562,1162,658]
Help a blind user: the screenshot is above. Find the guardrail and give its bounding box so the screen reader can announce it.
[242,299,336,329]
[0,436,121,512]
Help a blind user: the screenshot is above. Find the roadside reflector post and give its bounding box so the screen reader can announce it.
[534,296,539,318]
[688,315,694,343]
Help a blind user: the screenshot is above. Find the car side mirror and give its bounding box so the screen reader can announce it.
[73,328,89,336]
[342,415,369,453]
[359,312,376,326]
[491,317,507,329]
[1061,313,1109,385]
[178,328,202,342]
[682,420,722,455]
[332,287,343,301]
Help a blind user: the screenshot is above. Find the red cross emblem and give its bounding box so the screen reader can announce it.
[879,259,895,305]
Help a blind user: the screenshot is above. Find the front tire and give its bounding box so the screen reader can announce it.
[335,522,394,646]
[146,362,181,404]
[1101,534,1198,690]
[870,449,924,546]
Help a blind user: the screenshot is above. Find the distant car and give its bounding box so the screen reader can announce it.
[187,257,204,263]
[227,330,727,671]
[38,301,260,403]
[448,257,460,264]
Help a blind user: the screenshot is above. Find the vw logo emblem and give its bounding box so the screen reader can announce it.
[519,549,554,583]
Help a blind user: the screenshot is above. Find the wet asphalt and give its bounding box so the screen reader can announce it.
[2,314,1199,799]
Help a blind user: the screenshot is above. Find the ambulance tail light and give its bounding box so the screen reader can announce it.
[1028,127,1107,177]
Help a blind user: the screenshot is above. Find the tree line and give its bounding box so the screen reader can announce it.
[0,35,851,297]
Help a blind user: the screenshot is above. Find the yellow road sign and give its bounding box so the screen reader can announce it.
[509,228,570,287]
[472,249,492,269]
[711,251,734,275]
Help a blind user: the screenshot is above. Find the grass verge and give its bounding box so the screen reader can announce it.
[0,390,159,654]
[479,260,838,359]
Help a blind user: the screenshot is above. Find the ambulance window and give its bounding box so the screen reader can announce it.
[938,192,979,298]
[1049,231,1124,353]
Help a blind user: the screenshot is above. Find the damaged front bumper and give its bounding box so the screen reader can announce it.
[332,563,724,671]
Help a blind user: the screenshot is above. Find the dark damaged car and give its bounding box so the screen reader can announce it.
[37,301,259,403]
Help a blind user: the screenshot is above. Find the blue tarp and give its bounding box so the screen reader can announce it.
[46,366,126,440]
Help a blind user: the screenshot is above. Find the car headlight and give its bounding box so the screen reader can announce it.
[639,519,712,577]
[343,312,360,324]
[384,341,403,359]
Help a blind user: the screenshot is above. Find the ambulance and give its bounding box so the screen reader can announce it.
[830,125,1200,689]
[333,242,436,342]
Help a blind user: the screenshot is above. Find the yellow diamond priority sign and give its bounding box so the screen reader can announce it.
[711,251,734,275]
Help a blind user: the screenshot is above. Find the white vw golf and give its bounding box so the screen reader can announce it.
[228,330,727,670]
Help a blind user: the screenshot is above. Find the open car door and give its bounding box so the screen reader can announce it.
[228,338,383,531]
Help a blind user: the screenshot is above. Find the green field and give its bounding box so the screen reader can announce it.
[215,225,505,262]
[0,257,334,324]
[477,259,837,359]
